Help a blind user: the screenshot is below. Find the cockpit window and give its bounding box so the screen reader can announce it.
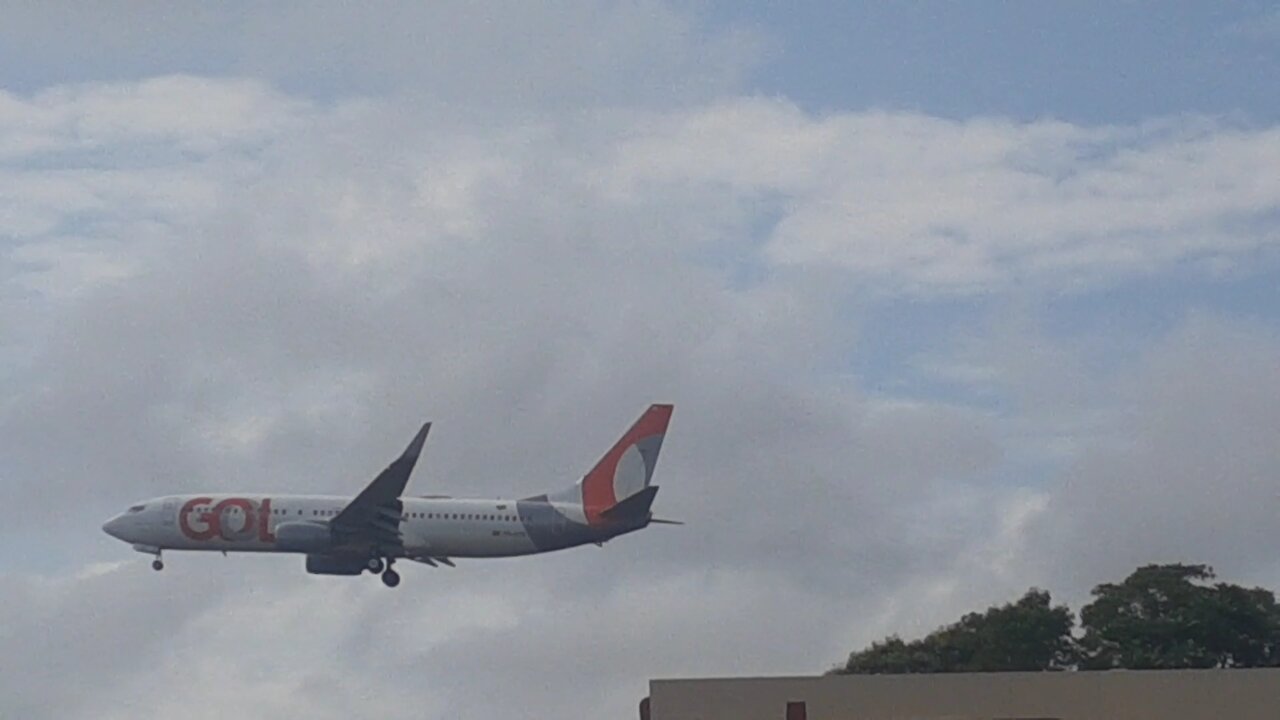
[128,504,146,513]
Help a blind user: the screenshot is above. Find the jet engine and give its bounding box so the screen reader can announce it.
[275,521,333,552]
[305,553,367,575]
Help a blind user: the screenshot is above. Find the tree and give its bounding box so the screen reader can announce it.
[835,589,1076,674]
[1078,564,1280,670]
[835,565,1280,674]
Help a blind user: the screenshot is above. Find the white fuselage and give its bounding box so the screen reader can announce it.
[103,403,673,584]
[102,493,596,559]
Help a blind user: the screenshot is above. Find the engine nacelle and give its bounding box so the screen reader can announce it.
[275,521,333,553]
[305,554,366,576]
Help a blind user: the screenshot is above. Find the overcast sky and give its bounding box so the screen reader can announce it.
[2,2,1279,718]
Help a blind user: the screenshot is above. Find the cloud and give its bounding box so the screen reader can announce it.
[1014,313,1280,597]
[0,2,764,108]
[1221,8,1280,43]
[0,562,232,718]
[607,100,1280,294]
[1,12,1279,718]
[0,76,304,157]
[1,76,1009,718]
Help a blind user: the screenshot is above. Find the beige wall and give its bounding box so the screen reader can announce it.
[648,669,1280,720]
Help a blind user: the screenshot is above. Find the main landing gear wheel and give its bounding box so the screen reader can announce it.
[381,568,401,588]
[151,559,164,571]
[366,557,385,574]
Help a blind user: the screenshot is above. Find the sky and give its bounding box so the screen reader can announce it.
[1,2,1279,718]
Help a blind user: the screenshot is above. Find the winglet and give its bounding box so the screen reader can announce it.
[332,420,432,530]
[403,422,431,463]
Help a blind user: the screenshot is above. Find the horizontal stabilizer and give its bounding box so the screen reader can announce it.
[649,518,684,525]
[600,485,659,523]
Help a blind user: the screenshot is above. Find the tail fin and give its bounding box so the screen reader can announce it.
[579,404,673,524]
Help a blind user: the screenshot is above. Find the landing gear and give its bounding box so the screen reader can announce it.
[380,557,400,587]
[366,557,385,574]
[133,544,164,571]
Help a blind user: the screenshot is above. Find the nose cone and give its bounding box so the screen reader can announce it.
[102,515,127,540]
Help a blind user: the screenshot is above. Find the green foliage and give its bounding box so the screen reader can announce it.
[836,564,1280,674]
[836,589,1076,674]
[1079,564,1280,670]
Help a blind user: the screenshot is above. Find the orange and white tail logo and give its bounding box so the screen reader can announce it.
[581,404,673,524]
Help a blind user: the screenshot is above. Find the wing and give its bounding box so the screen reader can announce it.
[331,422,431,553]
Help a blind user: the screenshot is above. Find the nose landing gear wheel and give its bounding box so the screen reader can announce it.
[381,568,400,587]
[366,557,385,574]
[151,559,164,571]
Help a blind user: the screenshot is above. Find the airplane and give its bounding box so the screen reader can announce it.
[102,404,676,587]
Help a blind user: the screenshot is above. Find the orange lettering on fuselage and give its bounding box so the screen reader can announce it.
[257,497,275,542]
[180,496,276,543]
[179,496,216,540]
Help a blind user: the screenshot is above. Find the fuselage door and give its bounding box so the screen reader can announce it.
[161,498,177,526]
